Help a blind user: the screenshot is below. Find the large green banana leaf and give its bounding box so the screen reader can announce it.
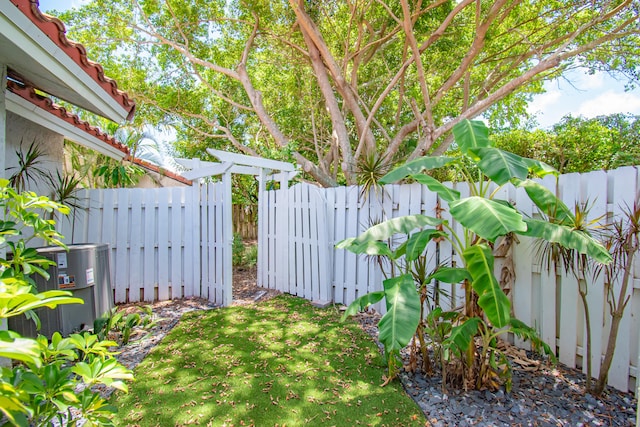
[344,214,443,243]
[340,291,386,321]
[402,229,447,261]
[378,274,421,353]
[449,196,527,242]
[335,237,394,257]
[514,179,575,224]
[452,120,491,154]
[463,244,511,328]
[380,156,455,184]
[443,317,481,356]
[412,175,460,202]
[469,147,530,185]
[522,158,559,179]
[519,219,612,264]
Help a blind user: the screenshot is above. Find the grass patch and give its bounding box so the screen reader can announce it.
[112,295,424,426]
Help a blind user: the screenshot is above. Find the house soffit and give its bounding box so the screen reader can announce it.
[1,0,135,123]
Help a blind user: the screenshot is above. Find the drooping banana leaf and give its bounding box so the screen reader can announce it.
[443,317,481,357]
[521,158,558,179]
[509,318,555,360]
[463,244,511,328]
[335,237,394,257]
[449,196,527,242]
[412,175,460,202]
[469,147,530,185]
[514,179,574,224]
[344,214,443,243]
[377,274,421,354]
[340,291,386,321]
[519,218,612,264]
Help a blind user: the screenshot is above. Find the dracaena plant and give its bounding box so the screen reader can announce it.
[0,179,133,426]
[339,120,611,390]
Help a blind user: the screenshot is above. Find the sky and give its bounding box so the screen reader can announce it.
[38,0,640,130]
[528,69,640,128]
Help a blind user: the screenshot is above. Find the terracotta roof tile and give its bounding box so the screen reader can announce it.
[8,79,192,186]
[129,158,193,186]
[11,0,136,120]
[7,78,130,155]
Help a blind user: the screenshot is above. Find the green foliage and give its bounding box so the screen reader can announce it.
[7,140,49,193]
[242,243,258,268]
[232,233,245,267]
[493,114,640,174]
[339,119,607,390]
[48,170,83,219]
[56,1,639,186]
[0,180,132,426]
[94,306,155,346]
[94,162,145,189]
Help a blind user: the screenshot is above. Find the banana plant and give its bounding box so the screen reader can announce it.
[339,119,611,389]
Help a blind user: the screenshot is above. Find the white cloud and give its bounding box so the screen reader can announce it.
[527,90,562,115]
[572,72,606,91]
[577,91,640,118]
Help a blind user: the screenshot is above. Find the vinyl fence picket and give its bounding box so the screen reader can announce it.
[584,170,608,379]
[141,190,156,301]
[114,189,129,303]
[356,187,370,301]
[128,188,143,302]
[513,183,534,349]
[156,190,170,301]
[538,174,559,351]
[181,187,195,298]
[557,172,582,368]
[170,188,183,298]
[344,186,359,304]
[333,186,347,304]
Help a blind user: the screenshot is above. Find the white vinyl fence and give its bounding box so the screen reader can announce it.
[58,183,230,305]
[259,166,640,393]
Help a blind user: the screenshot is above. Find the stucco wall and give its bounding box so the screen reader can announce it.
[5,111,64,196]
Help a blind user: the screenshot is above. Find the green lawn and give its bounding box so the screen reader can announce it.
[112,294,425,426]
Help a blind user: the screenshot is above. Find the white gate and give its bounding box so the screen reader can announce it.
[258,183,331,302]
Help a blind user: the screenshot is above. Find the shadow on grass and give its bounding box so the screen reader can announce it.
[112,295,424,426]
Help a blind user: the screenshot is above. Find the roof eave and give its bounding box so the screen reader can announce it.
[2,0,135,123]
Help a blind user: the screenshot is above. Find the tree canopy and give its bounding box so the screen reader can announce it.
[59,0,640,186]
[493,113,640,174]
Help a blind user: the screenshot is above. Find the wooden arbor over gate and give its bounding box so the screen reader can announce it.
[176,149,296,306]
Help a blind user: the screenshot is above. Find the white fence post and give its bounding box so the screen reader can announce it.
[222,172,233,306]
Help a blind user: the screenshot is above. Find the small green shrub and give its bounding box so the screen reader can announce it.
[243,243,258,267]
[94,305,156,345]
[232,233,245,266]
[0,179,133,426]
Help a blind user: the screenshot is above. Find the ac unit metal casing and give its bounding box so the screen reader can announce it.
[9,243,113,338]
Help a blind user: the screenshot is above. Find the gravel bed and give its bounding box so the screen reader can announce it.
[354,308,637,426]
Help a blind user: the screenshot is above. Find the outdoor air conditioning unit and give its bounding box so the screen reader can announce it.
[9,243,114,338]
